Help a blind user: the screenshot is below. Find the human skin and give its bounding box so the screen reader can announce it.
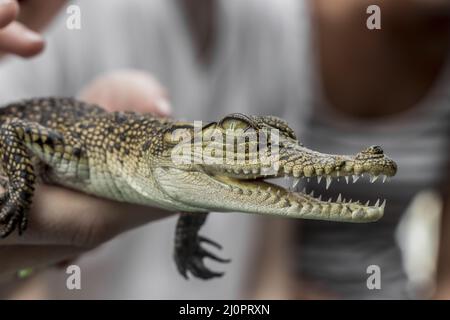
[0,0,70,58]
[0,0,43,57]
[312,0,450,118]
[0,69,175,281]
[435,187,450,299]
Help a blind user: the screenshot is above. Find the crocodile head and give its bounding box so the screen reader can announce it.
[155,113,397,222]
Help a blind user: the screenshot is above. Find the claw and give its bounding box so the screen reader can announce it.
[199,235,223,250]
[174,234,230,280]
[190,259,225,280]
[199,247,231,263]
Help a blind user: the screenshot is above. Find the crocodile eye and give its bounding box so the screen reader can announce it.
[218,113,258,131]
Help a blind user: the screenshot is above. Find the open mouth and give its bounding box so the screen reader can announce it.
[161,118,397,222]
[205,145,397,223]
[212,172,389,222]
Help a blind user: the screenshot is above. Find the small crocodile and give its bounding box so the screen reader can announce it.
[0,97,397,279]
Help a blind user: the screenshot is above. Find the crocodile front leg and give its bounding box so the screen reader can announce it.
[0,119,40,237]
[174,212,230,279]
[0,118,85,238]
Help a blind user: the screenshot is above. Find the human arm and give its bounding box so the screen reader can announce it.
[432,180,450,299]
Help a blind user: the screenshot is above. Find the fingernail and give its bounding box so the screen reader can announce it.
[155,98,172,116]
[23,29,43,43]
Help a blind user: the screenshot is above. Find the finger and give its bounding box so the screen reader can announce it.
[0,0,18,29]
[0,245,83,280]
[140,96,172,117]
[0,20,44,57]
[15,0,66,31]
[126,73,172,116]
[0,184,174,246]
[79,69,173,116]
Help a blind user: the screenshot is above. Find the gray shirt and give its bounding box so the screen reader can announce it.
[296,58,450,299]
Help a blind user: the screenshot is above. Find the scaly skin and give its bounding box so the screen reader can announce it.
[0,97,397,279]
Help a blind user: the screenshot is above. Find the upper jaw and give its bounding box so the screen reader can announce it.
[204,153,397,185]
[201,142,397,182]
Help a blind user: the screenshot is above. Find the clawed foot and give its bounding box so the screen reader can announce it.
[0,186,29,238]
[174,234,231,280]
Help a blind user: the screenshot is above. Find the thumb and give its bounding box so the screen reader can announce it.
[79,69,173,116]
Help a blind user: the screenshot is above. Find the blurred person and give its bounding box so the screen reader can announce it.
[0,0,307,298]
[2,0,448,301]
[252,0,450,299]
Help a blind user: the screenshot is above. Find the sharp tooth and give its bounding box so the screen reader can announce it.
[302,187,306,193]
[328,198,332,203]
[382,175,387,183]
[267,187,271,193]
[337,194,342,202]
[345,176,349,184]
[370,176,379,183]
[365,200,370,206]
[310,190,315,197]
[336,171,340,177]
[374,199,380,207]
[349,198,353,203]
[307,178,310,183]
[276,190,281,196]
[292,178,300,189]
[326,176,332,189]
[343,198,347,203]
[381,199,386,209]
[317,176,323,184]
[318,195,322,201]
[352,175,360,183]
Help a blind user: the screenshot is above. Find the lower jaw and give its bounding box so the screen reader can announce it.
[211,174,385,222]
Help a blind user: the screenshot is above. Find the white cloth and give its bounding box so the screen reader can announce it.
[0,0,310,298]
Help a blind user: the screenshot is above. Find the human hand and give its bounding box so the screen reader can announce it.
[0,0,66,59]
[0,69,174,283]
[79,69,172,116]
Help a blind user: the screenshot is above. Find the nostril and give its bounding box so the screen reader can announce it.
[336,159,346,169]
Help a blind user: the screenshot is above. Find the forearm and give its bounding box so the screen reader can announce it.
[1,184,173,246]
[434,186,450,298]
[0,184,174,279]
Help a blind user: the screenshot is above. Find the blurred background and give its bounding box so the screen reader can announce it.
[0,0,449,299]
